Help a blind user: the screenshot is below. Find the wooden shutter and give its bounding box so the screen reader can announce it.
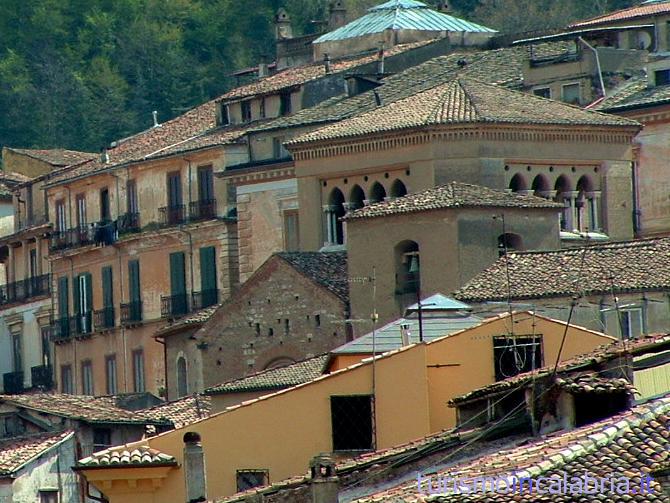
[198,166,214,202]
[167,172,182,208]
[170,252,186,296]
[199,247,216,293]
[102,266,113,307]
[128,260,141,302]
[72,275,80,316]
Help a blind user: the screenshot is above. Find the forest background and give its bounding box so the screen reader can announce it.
[0,0,637,153]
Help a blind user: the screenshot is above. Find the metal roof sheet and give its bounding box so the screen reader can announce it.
[314,0,495,44]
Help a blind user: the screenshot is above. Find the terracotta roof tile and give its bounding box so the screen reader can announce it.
[356,395,670,502]
[0,393,169,425]
[4,148,96,167]
[290,78,639,145]
[141,394,212,429]
[156,305,220,337]
[77,444,176,469]
[555,373,636,394]
[455,237,670,302]
[204,354,330,395]
[345,182,563,221]
[277,251,349,302]
[597,76,670,111]
[571,1,670,29]
[0,430,74,476]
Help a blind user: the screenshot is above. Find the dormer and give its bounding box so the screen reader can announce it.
[647,57,670,86]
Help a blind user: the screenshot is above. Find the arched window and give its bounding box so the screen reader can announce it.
[498,233,523,256]
[554,175,573,231]
[509,174,527,192]
[176,356,188,398]
[390,179,407,198]
[349,185,365,211]
[264,357,295,370]
[324,188,345,245]
[576,176,599,232]
[531,175,550,197]
[369,182,387,204]
[394,240,420,295]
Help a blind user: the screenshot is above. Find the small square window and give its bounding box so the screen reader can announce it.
[655,69,670,86]
[236,470,269,492]
[39,490,58,503]
[533,87,551,99]
[330,395,374,451]
[561,83,581,104]
[241,100,252,122]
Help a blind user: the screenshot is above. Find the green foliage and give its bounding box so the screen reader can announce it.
[0,0,639,152]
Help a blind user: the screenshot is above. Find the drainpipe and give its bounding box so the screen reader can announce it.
[156,335,169,400]
[632,147,642,236]
[579,37,606,98]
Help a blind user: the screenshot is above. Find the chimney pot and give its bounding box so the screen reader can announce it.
[183,432,207,502]
[310,453,338,503]
[152,110,159,127]
[324,53,332,74]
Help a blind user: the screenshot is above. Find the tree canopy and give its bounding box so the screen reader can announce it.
[0,0,637,153]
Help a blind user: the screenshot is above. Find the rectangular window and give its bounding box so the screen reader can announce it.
[76,194,87,228]
[29,249,37,279]
[259,97,266,118]
[197,166,214,202]
[105,355,117,395]
[57,277,69,339]
[283,211,300,251]
[128,259,141,303]
[55,200,66,232]
[621,308,644,339]
[533,87,551,99]
[12,333,22,373]
[73,273,93,334]
[241,100,252,122]
[279,92,292,116]
[133,349,145,393]
[169,251,188,315]
[81,360,94,395]
[126,179,138,214]
[219,104,230,126]
[561,83,581,104]
[92,428,112,452]
[493,336,543,381]
[26,185,33,223]
[102,266,113,308]
[61,365,73,394]
[39,490,58,503]
[199,246,217,308]
[655,69,670,86]
[167,172,183,219]
[236,470,269,492]
[100,188,110,222]
[40,327,51,367]
[330,395,374,451]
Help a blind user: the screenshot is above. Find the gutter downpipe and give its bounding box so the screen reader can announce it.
[579,37,606,98]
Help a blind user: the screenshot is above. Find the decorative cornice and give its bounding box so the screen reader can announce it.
[290,124,639,161]
[224,166,296,186]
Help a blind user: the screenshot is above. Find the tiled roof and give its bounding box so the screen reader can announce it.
[455,237,670,302]
[248,45,533,135]
[345,182,563,221]
[570,0,670,29]
[218,41,432,102]
[0,393,169,425]
[597,76,670,111]
[450,334,670,405]
[4,148,96,167]
[277,251,349,302]
[141,394,212,429]
[77,444,176,469]
[155,305,220,337]
[290,78,639,145]
[204,354,330,395]
[554,373,636,394]
[0,430,74,476]
[313,0,495,44]
[356,394,670,502]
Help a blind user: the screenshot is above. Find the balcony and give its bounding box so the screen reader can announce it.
[51,317,72,343]
[161,293,190,318]
[158,205,186,226]
[31,365,53,390]
[3,371,24,394]
[192,289,219,310]
[71,311,93,338]
[0,274,50,306]
[189,199,217,221]
[94,307,115,330]
[121,301,143,325]
[50,227,94,251]
[118,212,141,235]
[18,214,48,231]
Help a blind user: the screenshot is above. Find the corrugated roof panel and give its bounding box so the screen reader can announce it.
[314,0,495,44]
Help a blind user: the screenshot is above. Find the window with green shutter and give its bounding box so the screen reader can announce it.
[101,266,114,327]
[169,252,187,315]
[126,260,142,322]
[199,246,217,308]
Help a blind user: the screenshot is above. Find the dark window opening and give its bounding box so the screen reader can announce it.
[573,392,628,427]
[533,87,551,98]
[389,179,407,198]
[315,314,321,327]
[331,395,374,451]
[279,92,292,116]
[100,188,111,222]
[236,470,269,492]
[369,182,386,203]
[509,174,527,192]
[93,428,112,452]
[656,69,670,86]
[241,100,252,122]
[498,233,523,256]
[493,336,543,381]
[395,241,419,295]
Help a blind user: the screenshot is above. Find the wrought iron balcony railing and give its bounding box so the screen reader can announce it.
[51,317,72,343]
[158,205,186,226]
[161,293,190,318]
[117,212,141,234]
[71,311,93,337]
[94,307,115,330]
[31,365,53,390]
[189,199,217,221]
[121,301,143,325]
[192,289,219,310]
[0,274,50,305]
[3,371,24,394]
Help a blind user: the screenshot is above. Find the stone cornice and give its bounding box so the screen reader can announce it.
[290,124,640,161]
[223,166,296,186]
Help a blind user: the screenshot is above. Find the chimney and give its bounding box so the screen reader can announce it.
[183,432,207,503]
[258,63,269,78]
[152,110,160,127]
[377,42,385,76]
[310,453,338,503]
[100,148,110,164]
[275,8,293,40]
[328,0,347,31]
[399,322,411,346]
[323,53,332,74]
[374,89,382,107]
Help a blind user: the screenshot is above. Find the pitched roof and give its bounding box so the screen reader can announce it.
[203,354,330,395]
[289,78,639,145]
[455,237,670,302]
[596,76,670,112]
[155,305,220,337]
[0,171,31,197]
[345,182,563,221]
[0,430,74,476]
[450,334,670,406]
[277,251,349,302]
[218,41,433,103]
[357,395,670,502]
[570,0,670,29]
[140,394,212,429]
[4,148,96,167]
[77,444,177,469]
[313,0,495,44]
[0,393,169,425]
